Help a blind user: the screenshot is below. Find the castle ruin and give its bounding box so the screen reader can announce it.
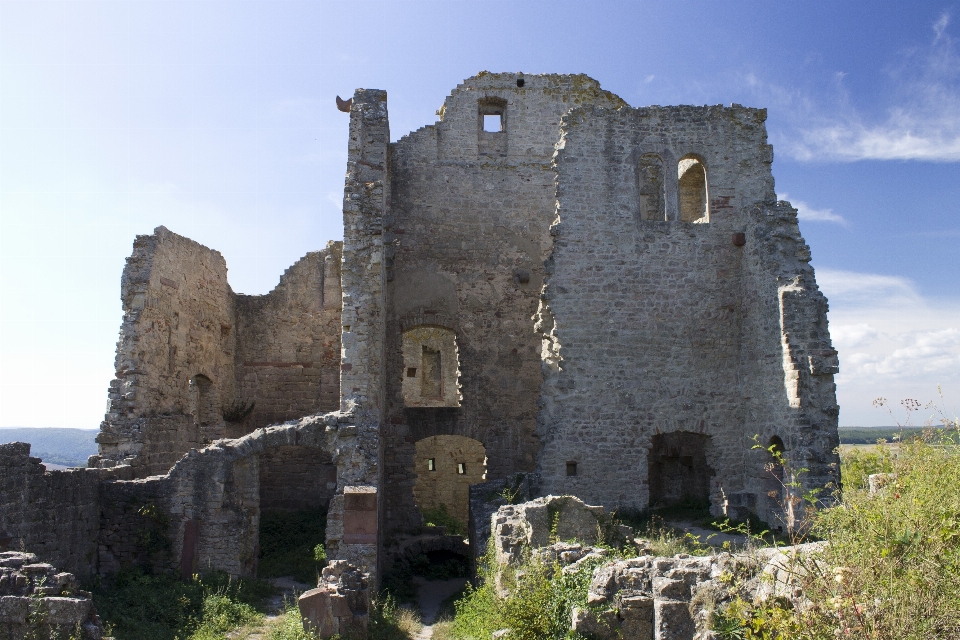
[1,73,840,586]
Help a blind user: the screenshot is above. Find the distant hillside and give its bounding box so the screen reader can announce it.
[838,426,929,445]
[0,427,98,467]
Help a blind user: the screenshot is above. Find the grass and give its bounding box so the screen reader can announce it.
[258,508,328,584]
[90,568,275,640]
[714,412,960,640]
[445,544,608,640]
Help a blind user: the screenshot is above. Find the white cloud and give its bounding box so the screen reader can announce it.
[934,11,950,43]
[817,268,960,425]
[779,193,848,225]
[789,14,960,162]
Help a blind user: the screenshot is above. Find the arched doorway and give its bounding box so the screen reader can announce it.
[413,435,486,534]
[257,445,337,582]
[648,432,714,509]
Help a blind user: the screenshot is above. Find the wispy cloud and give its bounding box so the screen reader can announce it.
[779,193,848,225]
[817,268,960,424]
[790,13,960,162]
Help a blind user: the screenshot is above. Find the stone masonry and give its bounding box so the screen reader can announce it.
[0,72,840,589]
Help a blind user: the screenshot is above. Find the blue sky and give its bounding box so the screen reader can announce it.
[1,0,958,428]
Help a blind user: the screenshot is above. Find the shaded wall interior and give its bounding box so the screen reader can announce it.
[259,445,337,513]
[647,432,715,509]
[233,243,343,432]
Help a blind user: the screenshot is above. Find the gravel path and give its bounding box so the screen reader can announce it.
[412,576,468,639]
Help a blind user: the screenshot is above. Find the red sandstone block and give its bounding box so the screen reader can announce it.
[298,587,335,636]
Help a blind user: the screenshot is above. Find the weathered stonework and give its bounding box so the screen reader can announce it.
[1,72,840,596]
[0,551,106,640]
[92,227,343,478]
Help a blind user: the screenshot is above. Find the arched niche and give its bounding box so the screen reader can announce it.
[413,435,486,532]
[638,153,667,221]
[190,373,223,427]
[678,155,709,223]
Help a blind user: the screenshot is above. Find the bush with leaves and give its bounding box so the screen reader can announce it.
[715,392,960,640]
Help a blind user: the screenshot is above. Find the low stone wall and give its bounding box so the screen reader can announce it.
[96,411,376,580]
[0,551,106,640]
[488,495,822,640]
[0,443,124,579]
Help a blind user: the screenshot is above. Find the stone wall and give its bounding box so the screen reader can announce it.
[0,443,118,578]
[97,411,368,579]
[97,226,235,471]
[0,550,105,639]
[381,73,627,535]
[259,446,337,512]
[234,242,343,431]
[534,104,840,522]
[96,230,344,478]
[333,87,390,579]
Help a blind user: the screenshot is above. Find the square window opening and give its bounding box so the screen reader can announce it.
[483,114,502,133]
[406,367,417,378]
[427,458,436,472]
[457,462,466,475]
[566,461,578,477]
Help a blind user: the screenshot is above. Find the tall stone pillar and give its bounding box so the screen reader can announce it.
[325,88,389,584]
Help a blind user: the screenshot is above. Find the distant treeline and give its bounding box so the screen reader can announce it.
[0,427,98,467]
[838,427,930,445]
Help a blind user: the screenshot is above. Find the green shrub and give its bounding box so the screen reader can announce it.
[258,508,328,583]
[189,593,262,640]
[448,542,606,640]
[91,568,274,640]
[716,425,960,640]
[265,601,320,640]
[840,443,895,491]
[420,503,466,537]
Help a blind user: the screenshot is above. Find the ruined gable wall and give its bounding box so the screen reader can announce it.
[97,227,235,473]
[536,105,811,516]
[382,74,627,533]
[736,202,840,519]
[0,443,118,578]
[233,242,343,432]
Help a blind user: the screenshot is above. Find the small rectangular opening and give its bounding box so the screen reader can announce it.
[427,458,436,472]
[457,462,466,475]
[406,367,417,378]
[483,114,502,132]
[566,461,578,477]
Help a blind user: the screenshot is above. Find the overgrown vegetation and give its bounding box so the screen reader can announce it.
[91,568,274,640]
[714,394,960,640]
[446,540,608,640]
[420,503,466,536]
[258,508,328,584]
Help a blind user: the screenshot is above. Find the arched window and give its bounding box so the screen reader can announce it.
[678,155,709,223]
[413,435,486,533]
[189,374,219,427]
[638,153,666,221]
